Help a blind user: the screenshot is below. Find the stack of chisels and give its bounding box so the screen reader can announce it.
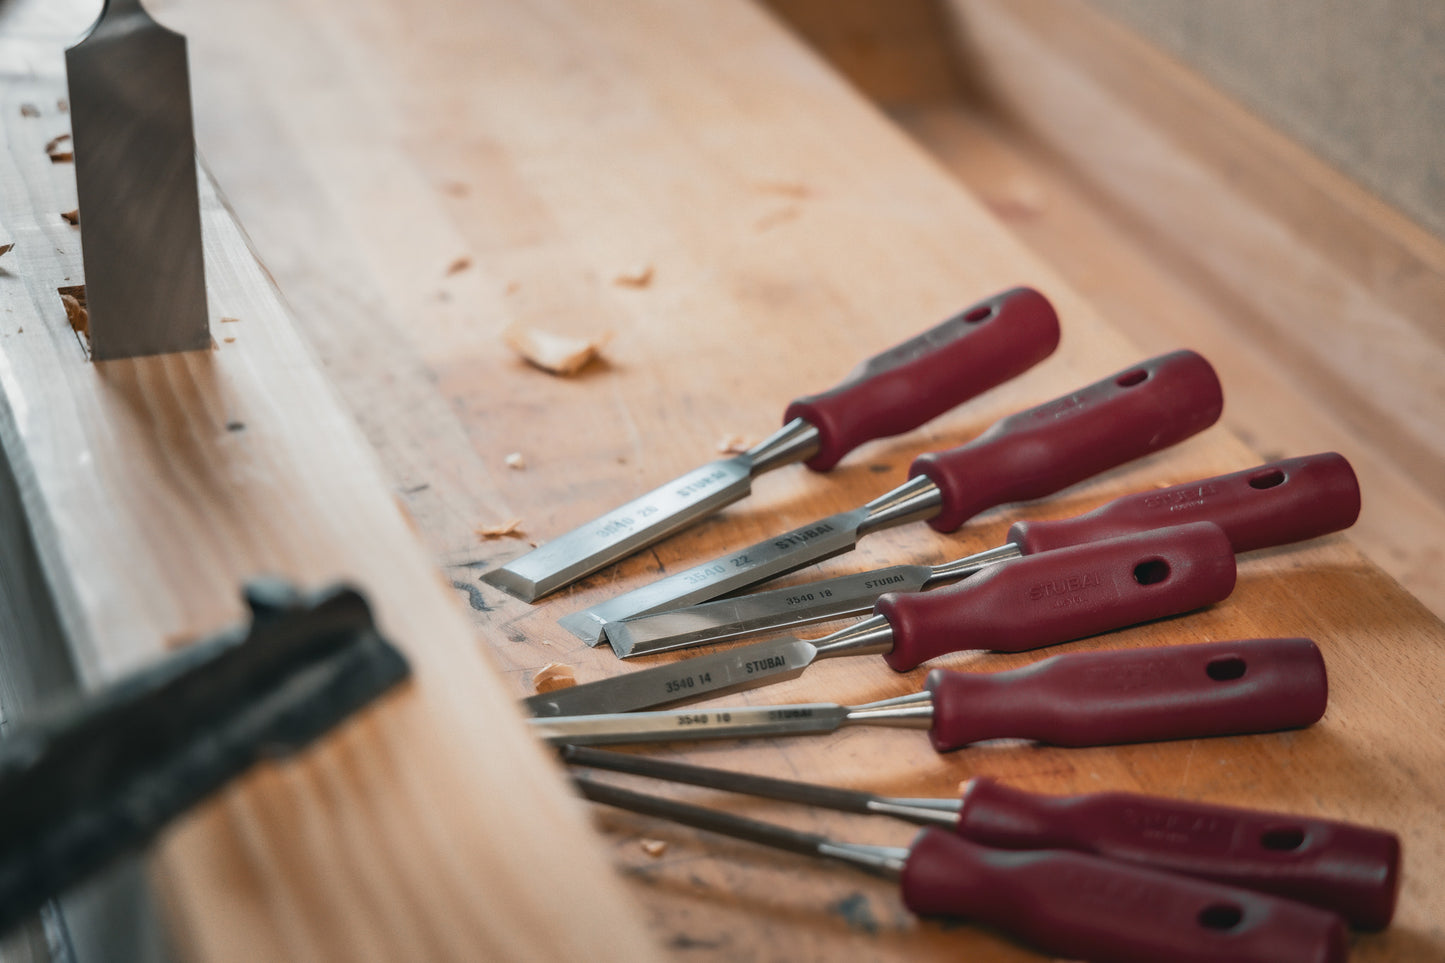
[476,285,1397,960]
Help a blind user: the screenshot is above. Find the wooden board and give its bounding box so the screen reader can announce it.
[5,0,1444,960]
[0,4,659,961]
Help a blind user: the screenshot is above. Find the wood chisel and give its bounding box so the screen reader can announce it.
[532,635,1327,749]
[526,522,1236,717]
[65,0,211,359]
[483,287,1060,602]
[563,748,1401,929]
[558,349,1223,645]
[573,775,1349,963]
[605,452,1360,657]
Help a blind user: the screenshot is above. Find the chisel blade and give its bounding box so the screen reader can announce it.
[556,507,870,643]
[524,637,823,717]
[65,0,210,360]
[529,702,850,746]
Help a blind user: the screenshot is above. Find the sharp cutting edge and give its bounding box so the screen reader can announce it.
[605,452,1361,657]
[558,349,1224,644]
[482,287,1061,602]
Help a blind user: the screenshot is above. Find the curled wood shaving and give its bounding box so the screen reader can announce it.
[504,452,526,470]
[612,264,653,288]
[532,662,578,693]
[640,839,668,858]
[20,104,39,118]
[716,434,755,454]
[60,293,88,337]
[45,133,72,163]
[60,208,79,226]
[475,518,525,540]
[503,324,611,376]
[445,255,472,276]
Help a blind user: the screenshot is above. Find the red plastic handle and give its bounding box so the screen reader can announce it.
[1009,453,1361,555]
[783,288,1060,471]
[909,350,1223,532]
[900,828,1348,963]
[878,521,1237,671]
[924,636,1328,752]
[955,775,1400,930]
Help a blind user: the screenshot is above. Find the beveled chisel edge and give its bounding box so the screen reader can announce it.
[480,566,544,603]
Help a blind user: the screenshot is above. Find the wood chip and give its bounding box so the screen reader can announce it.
[20,104,39,118]
[612,264,653,288]
[60,293,88,337]
[221,316,241,323]
[532,662,578,693]
[45,133,72,163]
[640,839,668,858]
[504,452,526,470]
[61,208,80,225]
[0,242,13,259]
[716,434,755,454]
[475,518,525,539]
[223,336,237,344]
[503,324,610,376]
[445,255,472,276]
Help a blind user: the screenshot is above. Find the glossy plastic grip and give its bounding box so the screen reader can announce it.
[900,828,1348,963]
[909,350,1223,532]
[955,775,1401,930]
[783,288,1060,471]
[1008,453,1361,556]
[923,636,1328,753]
[877,521,1237,672]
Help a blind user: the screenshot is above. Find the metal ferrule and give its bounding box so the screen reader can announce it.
[745,418,823,475]
[856,474,945,538]
[817,841,910,878]
[865,797,964,827]
[841,693,935,730]
[811,614,896,660]
[922,542,1025,588]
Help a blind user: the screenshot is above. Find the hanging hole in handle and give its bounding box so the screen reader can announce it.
[1248,468,1287,490]
[1197,903,1244,931]
[1133,558,1170,585]
[1259,826,1308,851]
[1116,369,1149,388]
[1206,656,1247,681]
[963,304,995,323]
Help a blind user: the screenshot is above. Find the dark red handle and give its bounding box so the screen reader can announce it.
[1009,453,1361,555]
[900,828,1348,963]
[784,288,1060,471]
[878,521,1237,671]
[955,775,1400,930]
[909,350,1223,532]
[924,637,1328,752]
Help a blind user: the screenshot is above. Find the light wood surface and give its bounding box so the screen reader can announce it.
[4,0,1444,959]
[0,3,659,961]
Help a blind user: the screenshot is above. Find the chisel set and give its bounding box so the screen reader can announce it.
[484,287,1397,961]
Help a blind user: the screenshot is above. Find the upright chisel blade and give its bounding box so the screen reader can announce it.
[483,287,1061,602]
[65,0,210,359]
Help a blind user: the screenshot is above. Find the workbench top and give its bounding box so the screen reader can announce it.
[10,0,1445,959]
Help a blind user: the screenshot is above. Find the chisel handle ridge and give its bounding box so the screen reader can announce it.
[786,287,1061,470]
[1010,452,1361,556]
[902,829,1349,963]
[876,521,1238,671]
[925,636,1328,752]
[913,350,1224,532]
[957,775,1400,930]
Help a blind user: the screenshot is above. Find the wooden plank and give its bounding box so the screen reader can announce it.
[0,4,660,961]
[143,0,1445,960]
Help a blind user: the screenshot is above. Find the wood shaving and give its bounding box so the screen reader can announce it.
[20,104,39,118]
[503,324,611,376]
[45,133,72,163]
[504,452,526,470]
[716,434,755,454]
[612,264,653,288]
[475,518,525,539]
[532,662,577,693]
[0,243,13,259]
[445,255,472,276]
[223,336,237,344]
[221,316,241,323]
[60,208,80,226]
[640,839,668,858]
[60,293,88,337]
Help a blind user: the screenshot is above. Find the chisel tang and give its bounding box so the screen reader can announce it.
[901,829,1348,963]
[786,287,1060,470]
[874,520,1238,671]
[957,775,1400,930]
[912,350,1224,532]
[924,636,1328,752]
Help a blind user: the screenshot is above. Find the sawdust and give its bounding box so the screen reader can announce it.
[504,324,611,376]
[532,662,578,693]
[475,518,525,540]
[445,255,472,276]
[504,452,526,470]
[612,264,653,288]
[60,208,79,226]
[716,434,755,454]
[45,133,72,163]
[640,839,668,858]
[19,104,39,118]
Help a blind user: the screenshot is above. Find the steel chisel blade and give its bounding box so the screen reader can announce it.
[529,702,850,746]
